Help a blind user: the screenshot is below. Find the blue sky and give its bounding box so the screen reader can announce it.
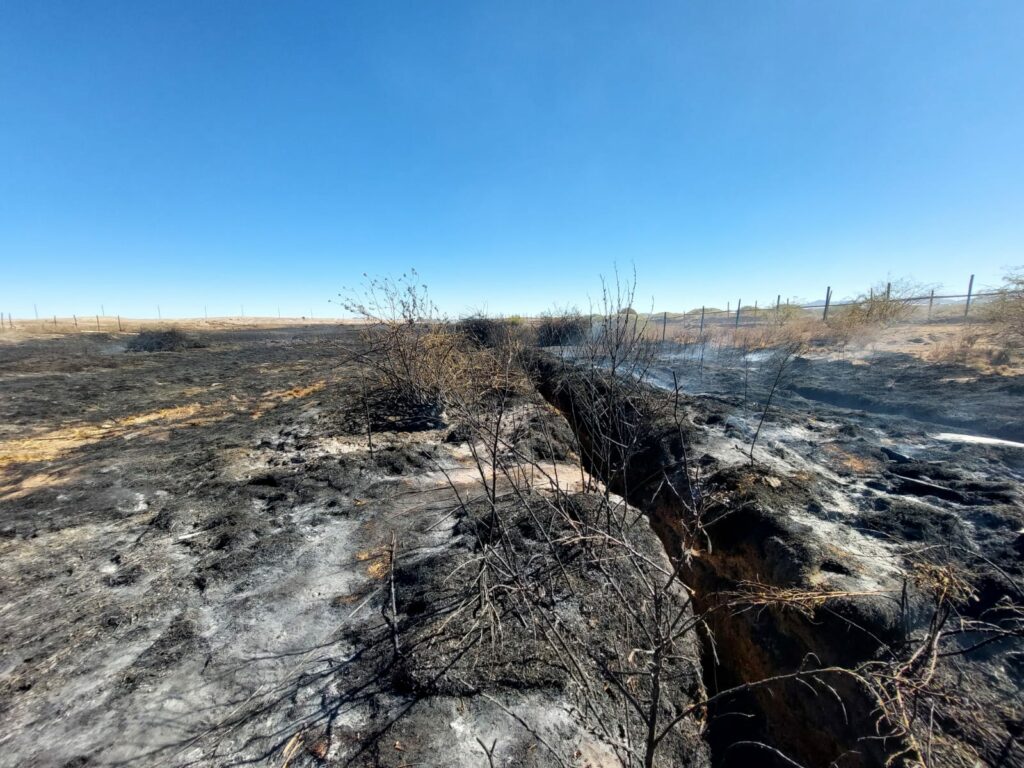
[2,1,1022,318]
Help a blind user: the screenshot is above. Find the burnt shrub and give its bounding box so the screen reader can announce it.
[126,329,205,353]
[455,315,534,348]
[536,312,588,346]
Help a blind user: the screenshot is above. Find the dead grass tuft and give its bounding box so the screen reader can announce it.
[125,328,205,353]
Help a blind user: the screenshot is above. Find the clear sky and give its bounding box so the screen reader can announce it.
[2,1,1022,318]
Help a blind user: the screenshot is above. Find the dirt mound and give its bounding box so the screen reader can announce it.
[125,329,205,353]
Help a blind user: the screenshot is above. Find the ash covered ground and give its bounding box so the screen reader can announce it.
[636,333,1024,766]
[0,328,704,768]
[1,325,1021,767]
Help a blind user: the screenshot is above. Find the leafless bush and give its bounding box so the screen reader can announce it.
[536,309,588,346]
[830,279,926,331]
[455,315,534,349]
[984,268,1024,354]
[443,387,711,766]
[339,270,469,406]
[771,302,810,326]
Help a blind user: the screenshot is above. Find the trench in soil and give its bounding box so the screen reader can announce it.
[531,364,895,768]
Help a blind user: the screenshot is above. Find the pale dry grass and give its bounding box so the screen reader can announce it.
[0,315,363,338]
[0,381,327,479]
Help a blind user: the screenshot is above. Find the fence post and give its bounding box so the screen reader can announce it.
[927,289,935,319]
[699,306,705,335]
[95,315,100,332]
[661,311,667,342]
[823,286,832,321]
[885,282,891,300]
[964,274,974,319]
[117,315,122,332]
[735,299,741,328]
[73,314,78,329]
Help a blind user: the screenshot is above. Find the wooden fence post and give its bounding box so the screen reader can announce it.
[963,274,975,319]
[735,299,741,328]
[117,315,123,332]
[927,289,935,319]
[661,311,667,342]
[699,306,705,335]
[822,287,832,321]
[95,315,100,332]
[885,282,891,300]
[73,315,78,329]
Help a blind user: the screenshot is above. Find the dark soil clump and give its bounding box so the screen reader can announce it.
[125,329,205,353]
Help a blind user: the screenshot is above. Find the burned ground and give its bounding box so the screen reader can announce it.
[1,326,1022,767]
[0,328,707,767]
[539,338,1024,767]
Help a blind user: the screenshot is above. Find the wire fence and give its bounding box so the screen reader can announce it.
[0,313,343,335]
[663,291,1001,330]
[0,274,1012,336]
